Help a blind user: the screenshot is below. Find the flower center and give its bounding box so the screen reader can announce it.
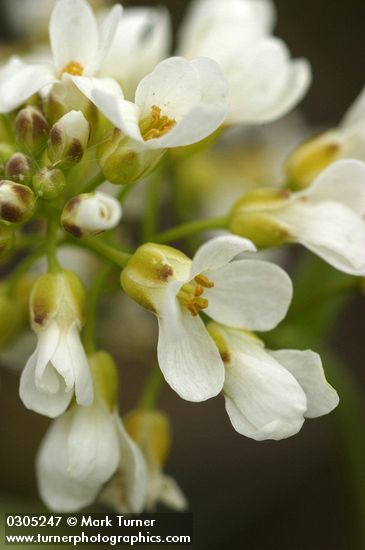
[140,105,176,141]
[62,61,84,76]
[178,274,214,317]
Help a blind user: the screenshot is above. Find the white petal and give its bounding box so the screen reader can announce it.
[66,75,124,105]
[116,416,148,513]
[67,325,93,407]
[227,39,311,124]
[135,57,201,121]
[279,200,365,275]
[50,0,98,74]
[158,475,188,511]
[178,0,275,60]
[270,350,339,418]
[70,191,122,236]
[19,347,73,418]
[190,235,256,280]
[223,332,307,440]
[304,159,365,216]
[341,86,365,130]
[157,306,224,402]
[206,260,293,331]
[86,4,122,75]
[101,7,171,99]
[91,88,142,142]
[67,403,120,487]
[0,57,55,113]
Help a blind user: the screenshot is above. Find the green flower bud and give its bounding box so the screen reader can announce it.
[229,189,293,249]
[5,153,36,185]
[285,131,343,190]
[89,351,119,411]
[121,243,190,312]
[15,106,49,156]
[97,129,164,185]
[30,270,85,332]
[32,167,66,201]
[48,110,90,166]
[0,180,36,223]
[0,223,14,256]
[124,409,171,469]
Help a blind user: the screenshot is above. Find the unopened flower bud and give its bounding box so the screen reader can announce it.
[15,106,49,156]
[0,180,36,223]
[121,243,190,312]
[61,191,122,238]
[229,189,293,249]
[30,270,85,332]
[0,223,14,256]
[48,110,90,166]
[97,129,164,186]
[32,168,66,201]
[89,351,119,411]
[5,153,36,184]
[286,131,343,190]
[124,410,171,469]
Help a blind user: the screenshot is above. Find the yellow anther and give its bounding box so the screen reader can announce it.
[141,105,176,142]
[62,61,84,76]
[178,274,214,317]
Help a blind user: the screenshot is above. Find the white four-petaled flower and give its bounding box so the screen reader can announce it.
[0,0,123,113]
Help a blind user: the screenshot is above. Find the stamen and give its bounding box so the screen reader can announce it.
[141,105,176,141]
[62,61,84,76]
[178,274,214,316]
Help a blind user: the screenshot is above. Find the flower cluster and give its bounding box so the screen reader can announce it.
[0,0,364,514]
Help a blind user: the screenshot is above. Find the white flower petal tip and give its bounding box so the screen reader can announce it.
[270,349,339,418]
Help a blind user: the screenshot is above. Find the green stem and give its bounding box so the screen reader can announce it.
[118,183,135,204]
[153,215,228,244]
[46,216,61,273]
[68,237,131,268]
[138,364,164,410]
[83,264,112,354]
[141,169,164,242]
[82,171,106,194]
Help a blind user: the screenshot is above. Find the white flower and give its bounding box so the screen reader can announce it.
[100,7,171,100]
[231,159,365,275]
[0,0,123,113]
[19,271,93,418]
[178,0,311,125]
[92,56,229,150]
[61,191,122,238]
[122,236,293,402]
[37,405,146,512]
[208,324,339,440]
[332,85,365,161]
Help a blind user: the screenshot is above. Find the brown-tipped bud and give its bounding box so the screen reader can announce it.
[61,191,122,238]
[97,129,164,185]
[48,110,90,167]
[5,153,36,185]
[15,106,49,156]
[0,180,36,223]
[0,223,14,256]
[32,167,66,201]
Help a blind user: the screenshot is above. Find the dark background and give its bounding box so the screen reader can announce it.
[1,1,365,549]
